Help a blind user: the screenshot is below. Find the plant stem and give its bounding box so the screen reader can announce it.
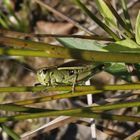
[0,109,139,123]
[0,84,140,93]
[1,100,140,114]
[12,91,102,105]
[0,36,140,63]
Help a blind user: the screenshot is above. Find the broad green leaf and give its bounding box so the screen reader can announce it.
[58,37,140,53]
[135,10,140,45]
[95,0,117,28]
[105,63,140,82]
[105,63,131,82]
[58,38,106,51]
[104,39,140,53]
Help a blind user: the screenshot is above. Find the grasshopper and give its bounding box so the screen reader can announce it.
[36,60,104,87]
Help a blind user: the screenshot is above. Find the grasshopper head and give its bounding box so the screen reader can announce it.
[36,68,50,85]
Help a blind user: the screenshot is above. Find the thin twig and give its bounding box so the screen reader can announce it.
[0,28,114,41]
[124,129,140,140]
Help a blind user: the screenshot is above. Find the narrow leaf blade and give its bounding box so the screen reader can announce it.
[95,0,117,28]
[135,11,140,45]
[74,0,120,41]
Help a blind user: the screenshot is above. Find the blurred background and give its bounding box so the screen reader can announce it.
[0,0,140,140]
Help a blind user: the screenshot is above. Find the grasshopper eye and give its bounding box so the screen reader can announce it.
[69,70,75,75]
[42,69,48,74]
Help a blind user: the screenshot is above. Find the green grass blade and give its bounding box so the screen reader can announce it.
[0,36,62,50]
[8,100,140,113]
[1,124,20,140]
[0,11,10,29]
[1,46,140,63]
[1,84,140,106]
[2,100,140,118]
[120,0,133,31]
[1,36,140,63]
[95,0,118,28]
[0,108,140,123]
[0,84,140,93]
[0,18,9,29]
[74,0,120,41]
[104,0,134,38]
[12,91,102,105]
[135,10,140,45]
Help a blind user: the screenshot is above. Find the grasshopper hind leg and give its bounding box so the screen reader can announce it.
[71,73,79,93]
[72,83,76,93]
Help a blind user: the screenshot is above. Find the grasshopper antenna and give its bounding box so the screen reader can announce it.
[23,65,36,74]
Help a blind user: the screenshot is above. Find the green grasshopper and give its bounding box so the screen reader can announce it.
[36,60,104,86]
